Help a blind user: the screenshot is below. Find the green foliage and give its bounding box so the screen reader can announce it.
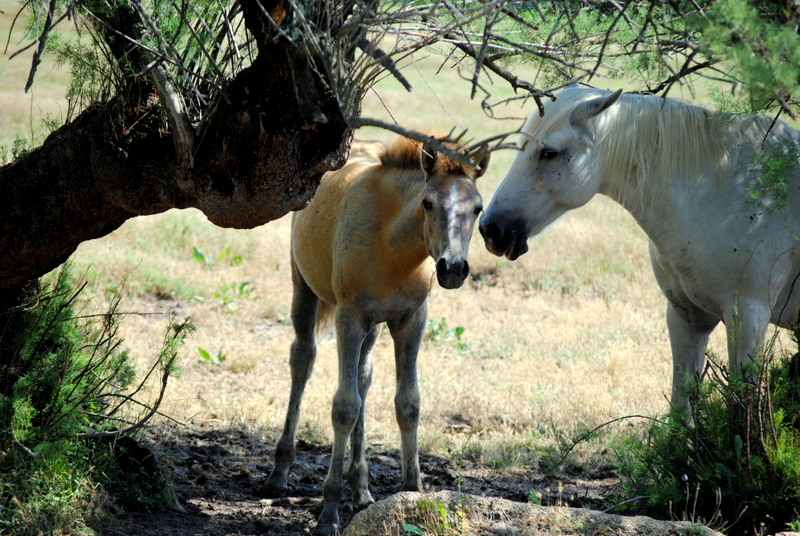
[191,245,252,311]
[0,136,33,164]
[49,32,116,121]
[194,279,255,312]
[425,317,469,352]
[192,245,243,267]
[700,0,800,113]
[197,346,226,365]
[403,499,467,536]
[0,266,192,534]
[615,327,800,535]
[404,523,426,535]
[746,139,799,214]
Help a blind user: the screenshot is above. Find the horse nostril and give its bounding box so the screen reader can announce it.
[480,221,499,242]
[436,258,448,273]
[479,221,489,239]
[460,260,469,277]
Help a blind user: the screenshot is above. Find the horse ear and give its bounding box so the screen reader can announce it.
[420,141,437,176]
[473,150,490,180]
[569,89,622,130]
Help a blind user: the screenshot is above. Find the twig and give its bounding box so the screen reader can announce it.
[554,414,665,468]
[13,436,42,458]
[349,117,487,165]
[603,495,649,513]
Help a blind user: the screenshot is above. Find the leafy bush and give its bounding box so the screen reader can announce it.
[0,266,191,534]
[615,326,800,535]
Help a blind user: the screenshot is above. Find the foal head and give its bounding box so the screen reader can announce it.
[419,140,490,289]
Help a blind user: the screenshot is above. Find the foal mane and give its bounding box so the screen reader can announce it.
[536,87,798,199]
[379,135,474,177]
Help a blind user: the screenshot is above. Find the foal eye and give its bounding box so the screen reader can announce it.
[422,199,433,211]
[539,147,559,161]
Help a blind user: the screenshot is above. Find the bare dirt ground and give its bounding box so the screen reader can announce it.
[101,423,619,536]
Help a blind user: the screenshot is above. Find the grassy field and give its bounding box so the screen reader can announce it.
[2,9,770,472]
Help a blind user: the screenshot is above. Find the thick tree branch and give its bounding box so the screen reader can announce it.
[0,0,351,293]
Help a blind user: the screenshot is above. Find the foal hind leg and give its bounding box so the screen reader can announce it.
[264,264,320,494]
[346,325,380,508]
[388,303,427,492]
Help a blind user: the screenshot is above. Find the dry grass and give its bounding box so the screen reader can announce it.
[0,5,70,158]
[64,60,689,470]
[3,10,770,473]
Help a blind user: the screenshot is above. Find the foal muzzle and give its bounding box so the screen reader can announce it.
[435,258,470,289]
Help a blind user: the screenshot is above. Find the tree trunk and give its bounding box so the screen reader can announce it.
[0,0,351,392]
[0,8,351,295]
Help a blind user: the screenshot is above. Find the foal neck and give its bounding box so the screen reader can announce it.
[385,170,428,265]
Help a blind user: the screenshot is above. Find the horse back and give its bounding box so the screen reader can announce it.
[291,139,431,318]
[291,144,388,307]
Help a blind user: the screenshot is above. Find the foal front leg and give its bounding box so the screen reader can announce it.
[316,308,369,536]
[388,303,426,492]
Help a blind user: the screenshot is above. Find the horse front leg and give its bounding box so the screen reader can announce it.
[265,264,320,494]
[666,301,718,417]
[346,325,380,508]
[388,303,426,492]
[725,299,771,382]
[316,308,369,536]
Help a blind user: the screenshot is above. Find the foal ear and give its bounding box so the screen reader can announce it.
[569,89,622,131]
[420,141,437,176]
[473,150,491,180]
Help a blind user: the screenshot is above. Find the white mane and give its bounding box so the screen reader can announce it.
[528,86,799,200]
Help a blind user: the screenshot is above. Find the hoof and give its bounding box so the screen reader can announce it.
[314,512,341,536]
[259,472,289,498]
[352,489,375,510]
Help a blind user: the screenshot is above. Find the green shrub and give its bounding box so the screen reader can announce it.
[615,326,800,535]
[0,266,191,534]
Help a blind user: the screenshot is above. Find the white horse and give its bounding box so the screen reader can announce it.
[480,86,800,413]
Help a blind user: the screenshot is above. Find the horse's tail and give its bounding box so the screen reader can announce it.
[315,300,336,333]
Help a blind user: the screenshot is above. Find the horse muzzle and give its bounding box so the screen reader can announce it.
[479,216,529,261]
[435,258,469,289]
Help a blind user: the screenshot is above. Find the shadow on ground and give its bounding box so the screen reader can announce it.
[100,423,619,536]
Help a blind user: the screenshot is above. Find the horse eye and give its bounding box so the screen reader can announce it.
[422,199,433,211]
[539,147,559,161]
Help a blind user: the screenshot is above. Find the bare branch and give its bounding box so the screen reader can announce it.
[149,65,196,170]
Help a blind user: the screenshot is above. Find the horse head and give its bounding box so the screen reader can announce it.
[420,140,490,289]
[480,88,622,260]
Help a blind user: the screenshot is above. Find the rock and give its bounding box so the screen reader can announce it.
[343,490,723,536]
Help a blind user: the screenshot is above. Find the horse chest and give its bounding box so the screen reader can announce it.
[335,264,430,321]
[648,238,731,320]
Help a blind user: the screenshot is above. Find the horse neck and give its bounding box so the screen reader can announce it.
[594,99,731,243]
[599,170,683,243]
[381,170,429,266]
